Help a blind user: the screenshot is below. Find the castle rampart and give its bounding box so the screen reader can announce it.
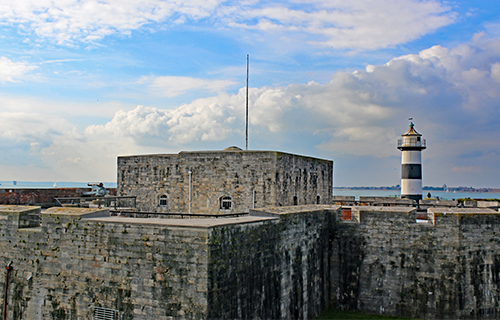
[2,204,500,319]
[0,205,332,319]
[332,206,500,319]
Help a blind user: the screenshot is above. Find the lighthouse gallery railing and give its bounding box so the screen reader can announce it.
[397,138,426,148]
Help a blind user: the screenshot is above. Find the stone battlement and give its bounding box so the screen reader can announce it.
[2,204,500,319]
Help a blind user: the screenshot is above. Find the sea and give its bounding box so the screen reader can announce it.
[1,181,498,200]
[0,181,117,189]
[334,189,500,200]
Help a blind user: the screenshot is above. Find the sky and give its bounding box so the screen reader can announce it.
[0,0,500,188]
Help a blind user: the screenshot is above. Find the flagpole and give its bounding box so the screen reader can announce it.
[245,54,249,151]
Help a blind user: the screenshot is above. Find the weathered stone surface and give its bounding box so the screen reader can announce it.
[117,150,333,214]
[3,205,500,319]
[0,206,210,320]
[331,206,500,320]
[0,188,117,206]
[207,206,332,320]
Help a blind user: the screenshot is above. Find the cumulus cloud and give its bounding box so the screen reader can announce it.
[0,109,148,181]
[0,57,37,82]
[85,96,241,145]
[0,0,455,50]
[91,38,500,155]
[81,37,500,186]
[0,111,78,171]
[139,76,236,97]
[4,37,500,186]
[0,112,74,143]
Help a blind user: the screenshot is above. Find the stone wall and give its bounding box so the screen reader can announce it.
[0,205,334,320]
[275,153,333,207]
[207,205,333,319]
[3,204,500,319]
[117,150,332,214]
[0,206,210,320]
[331,206,500,319]
[0,188,117,207]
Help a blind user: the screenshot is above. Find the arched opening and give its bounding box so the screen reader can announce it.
[293,195,298,206]
[158,195,168,207]
[316,195,321,204]
[220,196,232,210]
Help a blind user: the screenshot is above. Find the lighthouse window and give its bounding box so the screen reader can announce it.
[220,196,232,210]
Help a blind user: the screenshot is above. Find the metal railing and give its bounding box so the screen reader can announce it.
[110,210,248,219]
[397,138,426,148]
[55,196,136,209]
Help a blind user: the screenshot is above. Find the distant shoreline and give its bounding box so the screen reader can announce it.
[0,181,117,189]
[334,187,500,193]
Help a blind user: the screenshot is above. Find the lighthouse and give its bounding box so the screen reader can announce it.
[397,122,426,201]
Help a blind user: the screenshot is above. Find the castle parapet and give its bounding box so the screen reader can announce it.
[336,206,500,227]
[0,205,42,229]
[332,196,355,205]
[358,196,413,206]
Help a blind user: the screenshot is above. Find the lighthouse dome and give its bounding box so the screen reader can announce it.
[403,122,421,136]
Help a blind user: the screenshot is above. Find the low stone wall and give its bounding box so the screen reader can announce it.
[358,196,413,206]
[420,199,458,207]
[332,196,356,205]
[0,188,117,207]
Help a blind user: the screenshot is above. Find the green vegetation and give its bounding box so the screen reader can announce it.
[457,198,500,202]
[315,309,419,320]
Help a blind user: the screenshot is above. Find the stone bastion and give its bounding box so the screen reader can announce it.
[1,205,500,319]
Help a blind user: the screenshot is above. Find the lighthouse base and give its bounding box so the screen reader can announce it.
[401,194,422,202]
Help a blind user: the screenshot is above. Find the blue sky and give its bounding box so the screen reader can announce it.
[0,0,500,187]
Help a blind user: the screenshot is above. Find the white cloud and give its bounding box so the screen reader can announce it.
[82,37,500,186]
[139,75,236,97]
[85,95,241,144]
[0,94,128,118]
[0,0,221,44]
[4,37,500,186]
[0,112,74,143]
[0,0,456,50]
[220,0,456,50]
[0,57,37,82]
[491,62,500,82]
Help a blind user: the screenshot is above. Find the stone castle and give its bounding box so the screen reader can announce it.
[1,147,500,320]
[117,147,333,213]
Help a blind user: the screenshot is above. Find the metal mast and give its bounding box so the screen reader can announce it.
[245,54,249,150]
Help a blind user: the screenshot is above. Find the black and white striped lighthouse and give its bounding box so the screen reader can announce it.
[397,122,426,201]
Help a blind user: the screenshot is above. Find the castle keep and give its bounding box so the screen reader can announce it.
[117,147,333,214]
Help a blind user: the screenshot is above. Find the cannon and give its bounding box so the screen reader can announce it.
[83,182,107,197]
